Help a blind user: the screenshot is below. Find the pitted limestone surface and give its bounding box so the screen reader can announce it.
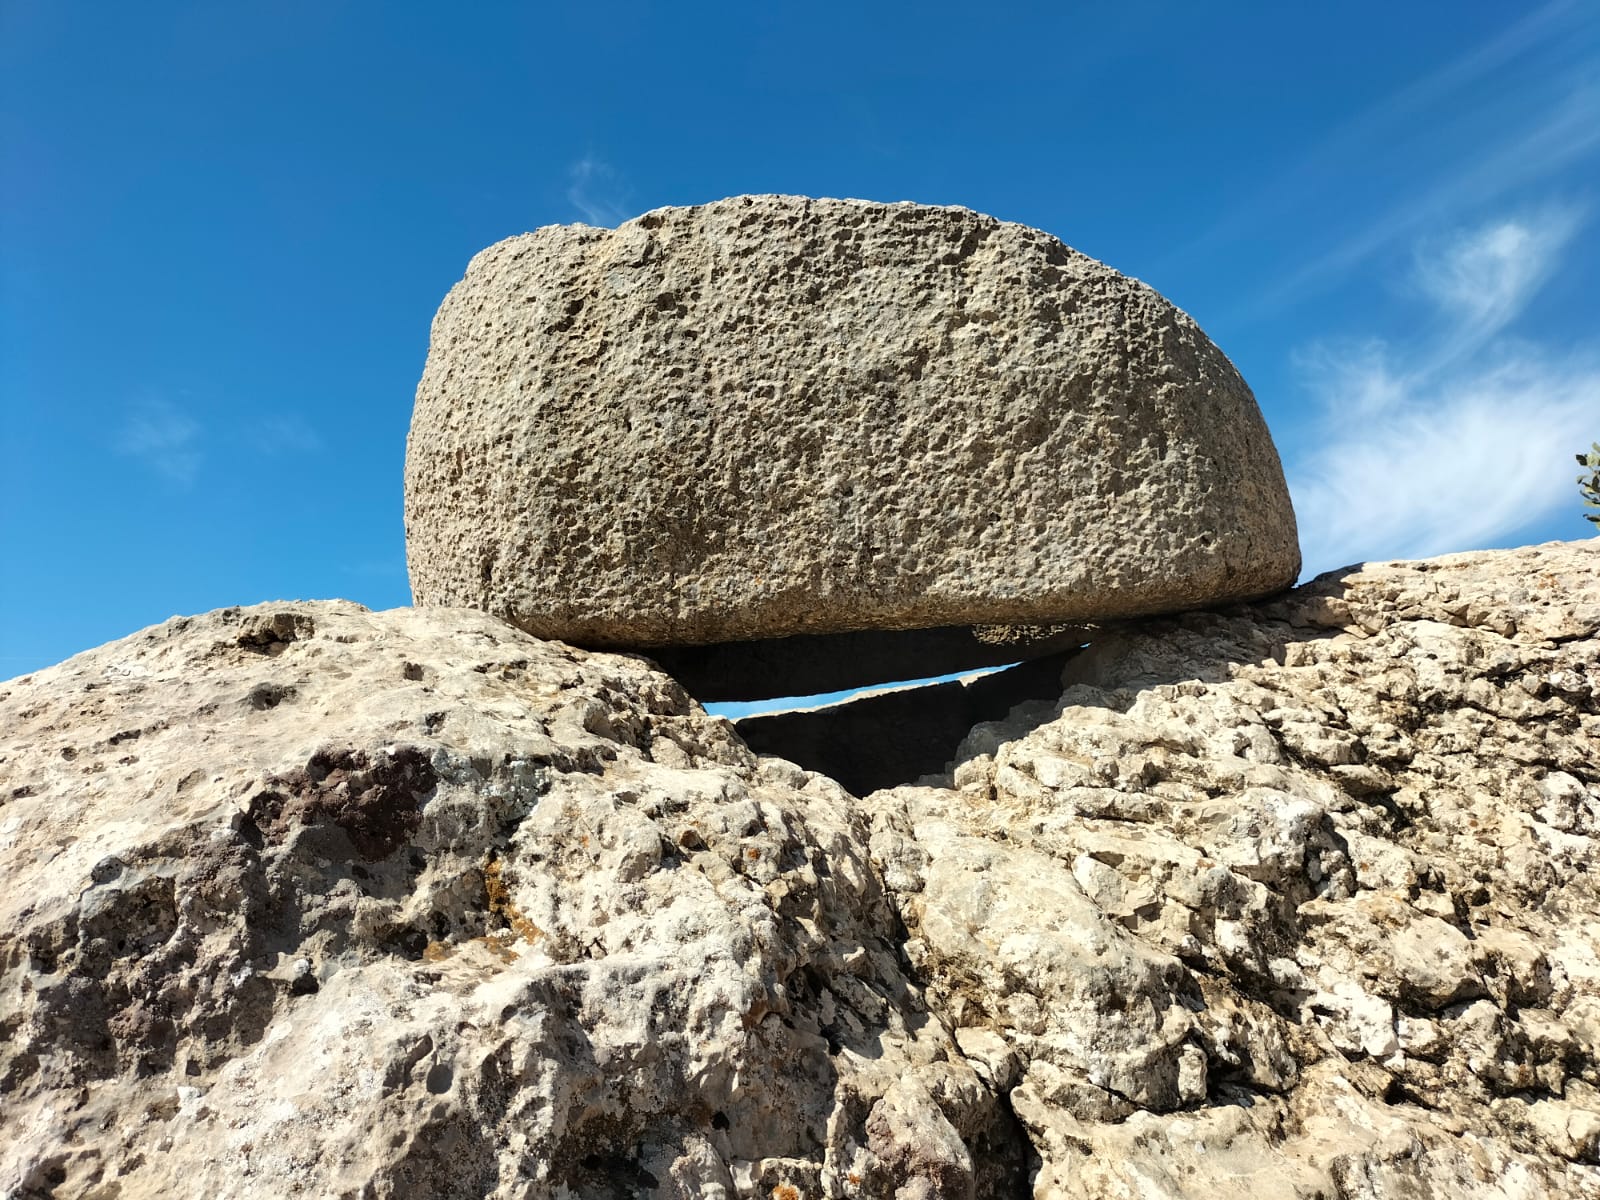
[2,542,1597,1198]
[404,195,1299,662]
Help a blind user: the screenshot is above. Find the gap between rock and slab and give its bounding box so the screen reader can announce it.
[640,621,1088,703]
[729,649,1082,795]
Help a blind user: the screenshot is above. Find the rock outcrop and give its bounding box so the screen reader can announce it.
[404,196,1299,697]
[0,603,1030,1198]
[867,538,1600,1197]
[2,539,1596,1198]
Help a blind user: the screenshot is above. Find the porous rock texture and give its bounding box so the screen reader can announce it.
[1,539,1597,1199]
[404,195,1300,662]
[0,603,1030,1198]
[866,539,1600,1197]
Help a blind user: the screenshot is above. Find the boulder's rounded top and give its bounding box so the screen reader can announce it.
[469,194,1106,280]
[405,194,1300,662]
[565,194,996,232]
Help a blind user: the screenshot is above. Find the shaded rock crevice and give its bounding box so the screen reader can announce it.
[735,650,1079,795]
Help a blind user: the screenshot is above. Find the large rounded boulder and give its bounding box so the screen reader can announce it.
[404,195,1299,661]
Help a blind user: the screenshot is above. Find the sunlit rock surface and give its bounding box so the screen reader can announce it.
[404,195,1299,687]
[2,540,1596,1198]
[867,539,1600,1196]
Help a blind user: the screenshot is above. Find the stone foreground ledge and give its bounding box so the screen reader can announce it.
[4,540,1593,1197]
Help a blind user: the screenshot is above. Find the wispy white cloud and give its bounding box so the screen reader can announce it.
[1291,355,1596,574]
[1250,85,1600,316]
[566,155,630,226]
[1289,208,1596,576]
[117,399,201,485]
[1291,339,1406,422]
[1165,3,1600,316]
[1410,204,1583,342]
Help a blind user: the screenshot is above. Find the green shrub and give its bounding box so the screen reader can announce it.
[1580,443,1600,528]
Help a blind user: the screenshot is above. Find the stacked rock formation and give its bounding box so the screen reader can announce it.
[404,196,1300,698]
[6,198,1596,1198]
[1,541,1596,1197]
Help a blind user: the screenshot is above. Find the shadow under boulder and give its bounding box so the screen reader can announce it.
[735,650,1080,795]
[645,621,1086,702]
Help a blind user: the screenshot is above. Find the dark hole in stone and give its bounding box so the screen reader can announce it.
[91,855,127,884]
[236,815,265,850]
[711,1110,729,1129]
[733,650,1079,796]
[575,1152,658,1191]
[425,1062,453,1094]
[246,682,296,711]
[245,747,437,861]
[388,928,429,960]
[236,611,315,655]
[638,621,1086,702]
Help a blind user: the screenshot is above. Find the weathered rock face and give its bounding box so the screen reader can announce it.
[0,603,1029,1197]
[867,539,1600,1196]
[404,196,1300,674]
[2,539,1596,1199]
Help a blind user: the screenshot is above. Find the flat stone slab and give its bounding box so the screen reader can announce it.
[405,195,1300,684]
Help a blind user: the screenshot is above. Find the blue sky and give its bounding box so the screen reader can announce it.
[3,1,1597,681]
